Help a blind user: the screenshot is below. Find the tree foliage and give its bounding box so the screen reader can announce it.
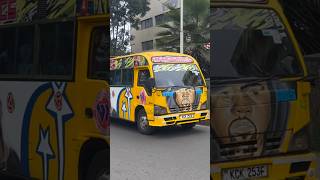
[156,0,210,78]
[110,0,150,56]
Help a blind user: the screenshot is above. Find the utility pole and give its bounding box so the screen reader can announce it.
[180,0,184,53]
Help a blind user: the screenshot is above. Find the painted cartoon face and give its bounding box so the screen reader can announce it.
[175,88,195,111]
[54,91,63,111]
[211,82,271,157]
[93,90,110,134]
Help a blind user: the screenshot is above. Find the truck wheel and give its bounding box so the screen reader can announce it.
[181,123,196,129]
[85,149,109,180]
[136,109,155,135]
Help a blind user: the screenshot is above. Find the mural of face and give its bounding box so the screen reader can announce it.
[211,82,271,157]
[175,88,195,111]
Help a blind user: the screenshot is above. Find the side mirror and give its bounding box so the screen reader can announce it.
[144,77,155,95]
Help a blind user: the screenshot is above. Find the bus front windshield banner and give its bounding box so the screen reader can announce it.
[153,64,204,88]
[210,8,302,78]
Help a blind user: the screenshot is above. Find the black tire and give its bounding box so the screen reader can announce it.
[136,109,155,135]
[85,149,110,180]
[181,123,196,129]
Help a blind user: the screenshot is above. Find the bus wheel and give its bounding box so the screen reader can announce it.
[85,149,110,180]
[181,123,196,129]
[136,109,154,135]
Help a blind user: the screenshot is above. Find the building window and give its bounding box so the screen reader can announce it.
[169,0,178,7]
[162,0,178,11]
[155,14,168,25]
[142,40,153,51]
[140,18,153,30]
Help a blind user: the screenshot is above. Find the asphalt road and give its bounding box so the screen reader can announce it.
[110,120,210,180]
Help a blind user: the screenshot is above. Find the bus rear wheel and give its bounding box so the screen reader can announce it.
[85,149,109,180]
[136,109,155,135]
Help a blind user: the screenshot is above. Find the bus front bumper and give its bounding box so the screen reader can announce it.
[211,152,318,180]
[150,110,209,127]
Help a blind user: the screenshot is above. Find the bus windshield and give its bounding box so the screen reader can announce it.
[153,64,204,88]
[211,8,303,78]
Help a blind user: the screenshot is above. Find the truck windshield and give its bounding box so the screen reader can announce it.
[153,64,204,88]
[210,8,302,78]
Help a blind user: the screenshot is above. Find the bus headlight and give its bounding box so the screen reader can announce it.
[288,126,309,152]
[154,105,167,116]
[200,101,207,110]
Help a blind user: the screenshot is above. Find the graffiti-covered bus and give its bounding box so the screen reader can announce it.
[0,0,109,180]
[110,51,209,134]
[211,0,317,179]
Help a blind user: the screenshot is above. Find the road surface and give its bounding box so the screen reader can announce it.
[110,120,210,180]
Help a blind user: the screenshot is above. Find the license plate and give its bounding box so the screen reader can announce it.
[222,165,268,180]
[180,114,194,119]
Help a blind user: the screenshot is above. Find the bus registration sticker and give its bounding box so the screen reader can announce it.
[222,165,268,180]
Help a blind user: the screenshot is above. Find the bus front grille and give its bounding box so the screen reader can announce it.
[169,104,198,113]
[215,132,285,159]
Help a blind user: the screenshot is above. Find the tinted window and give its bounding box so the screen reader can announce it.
[39,21,74,77]
[155,14,168,25]
[138,69,150,86]
[153,64,204,88]
[17,26,34,75]
[88,27,109,80]
[0,28,15,74]
[122,69,133,86]
[110,70,121,85]
[110,69,133,86]
[142,40,153,51]
[141,18,153,30]
[210,8,302,78]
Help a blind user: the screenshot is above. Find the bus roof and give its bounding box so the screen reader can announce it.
[112,51,191,60]
[0,0,108,25]
[111,51,196,70]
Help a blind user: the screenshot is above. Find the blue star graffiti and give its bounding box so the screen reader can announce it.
[44,82,74,180]
[124,88,132,118]
[36,127,55,180]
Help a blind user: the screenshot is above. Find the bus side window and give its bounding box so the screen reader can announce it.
[16,26,34,75]
[39,21,74,77]
[111,70,121,86]
[138,70,150,87]
[122,69,133,86]
[0,28,15,75]
[88,27,109,81]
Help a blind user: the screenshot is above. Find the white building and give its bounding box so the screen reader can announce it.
[130,0,180,53]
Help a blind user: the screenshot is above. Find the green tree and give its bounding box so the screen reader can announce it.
[110,0,150,56]
[156,0,210,77]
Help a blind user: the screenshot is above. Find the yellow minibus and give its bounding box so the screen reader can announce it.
[110,51,209,134]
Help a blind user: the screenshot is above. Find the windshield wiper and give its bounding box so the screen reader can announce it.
[240,74,281,90]
[157,85,187,89]
[212,76,259,85]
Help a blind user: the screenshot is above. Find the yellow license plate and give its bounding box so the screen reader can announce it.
[222,165,268,180]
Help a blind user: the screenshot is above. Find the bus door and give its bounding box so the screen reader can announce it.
[133,68,153,119]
